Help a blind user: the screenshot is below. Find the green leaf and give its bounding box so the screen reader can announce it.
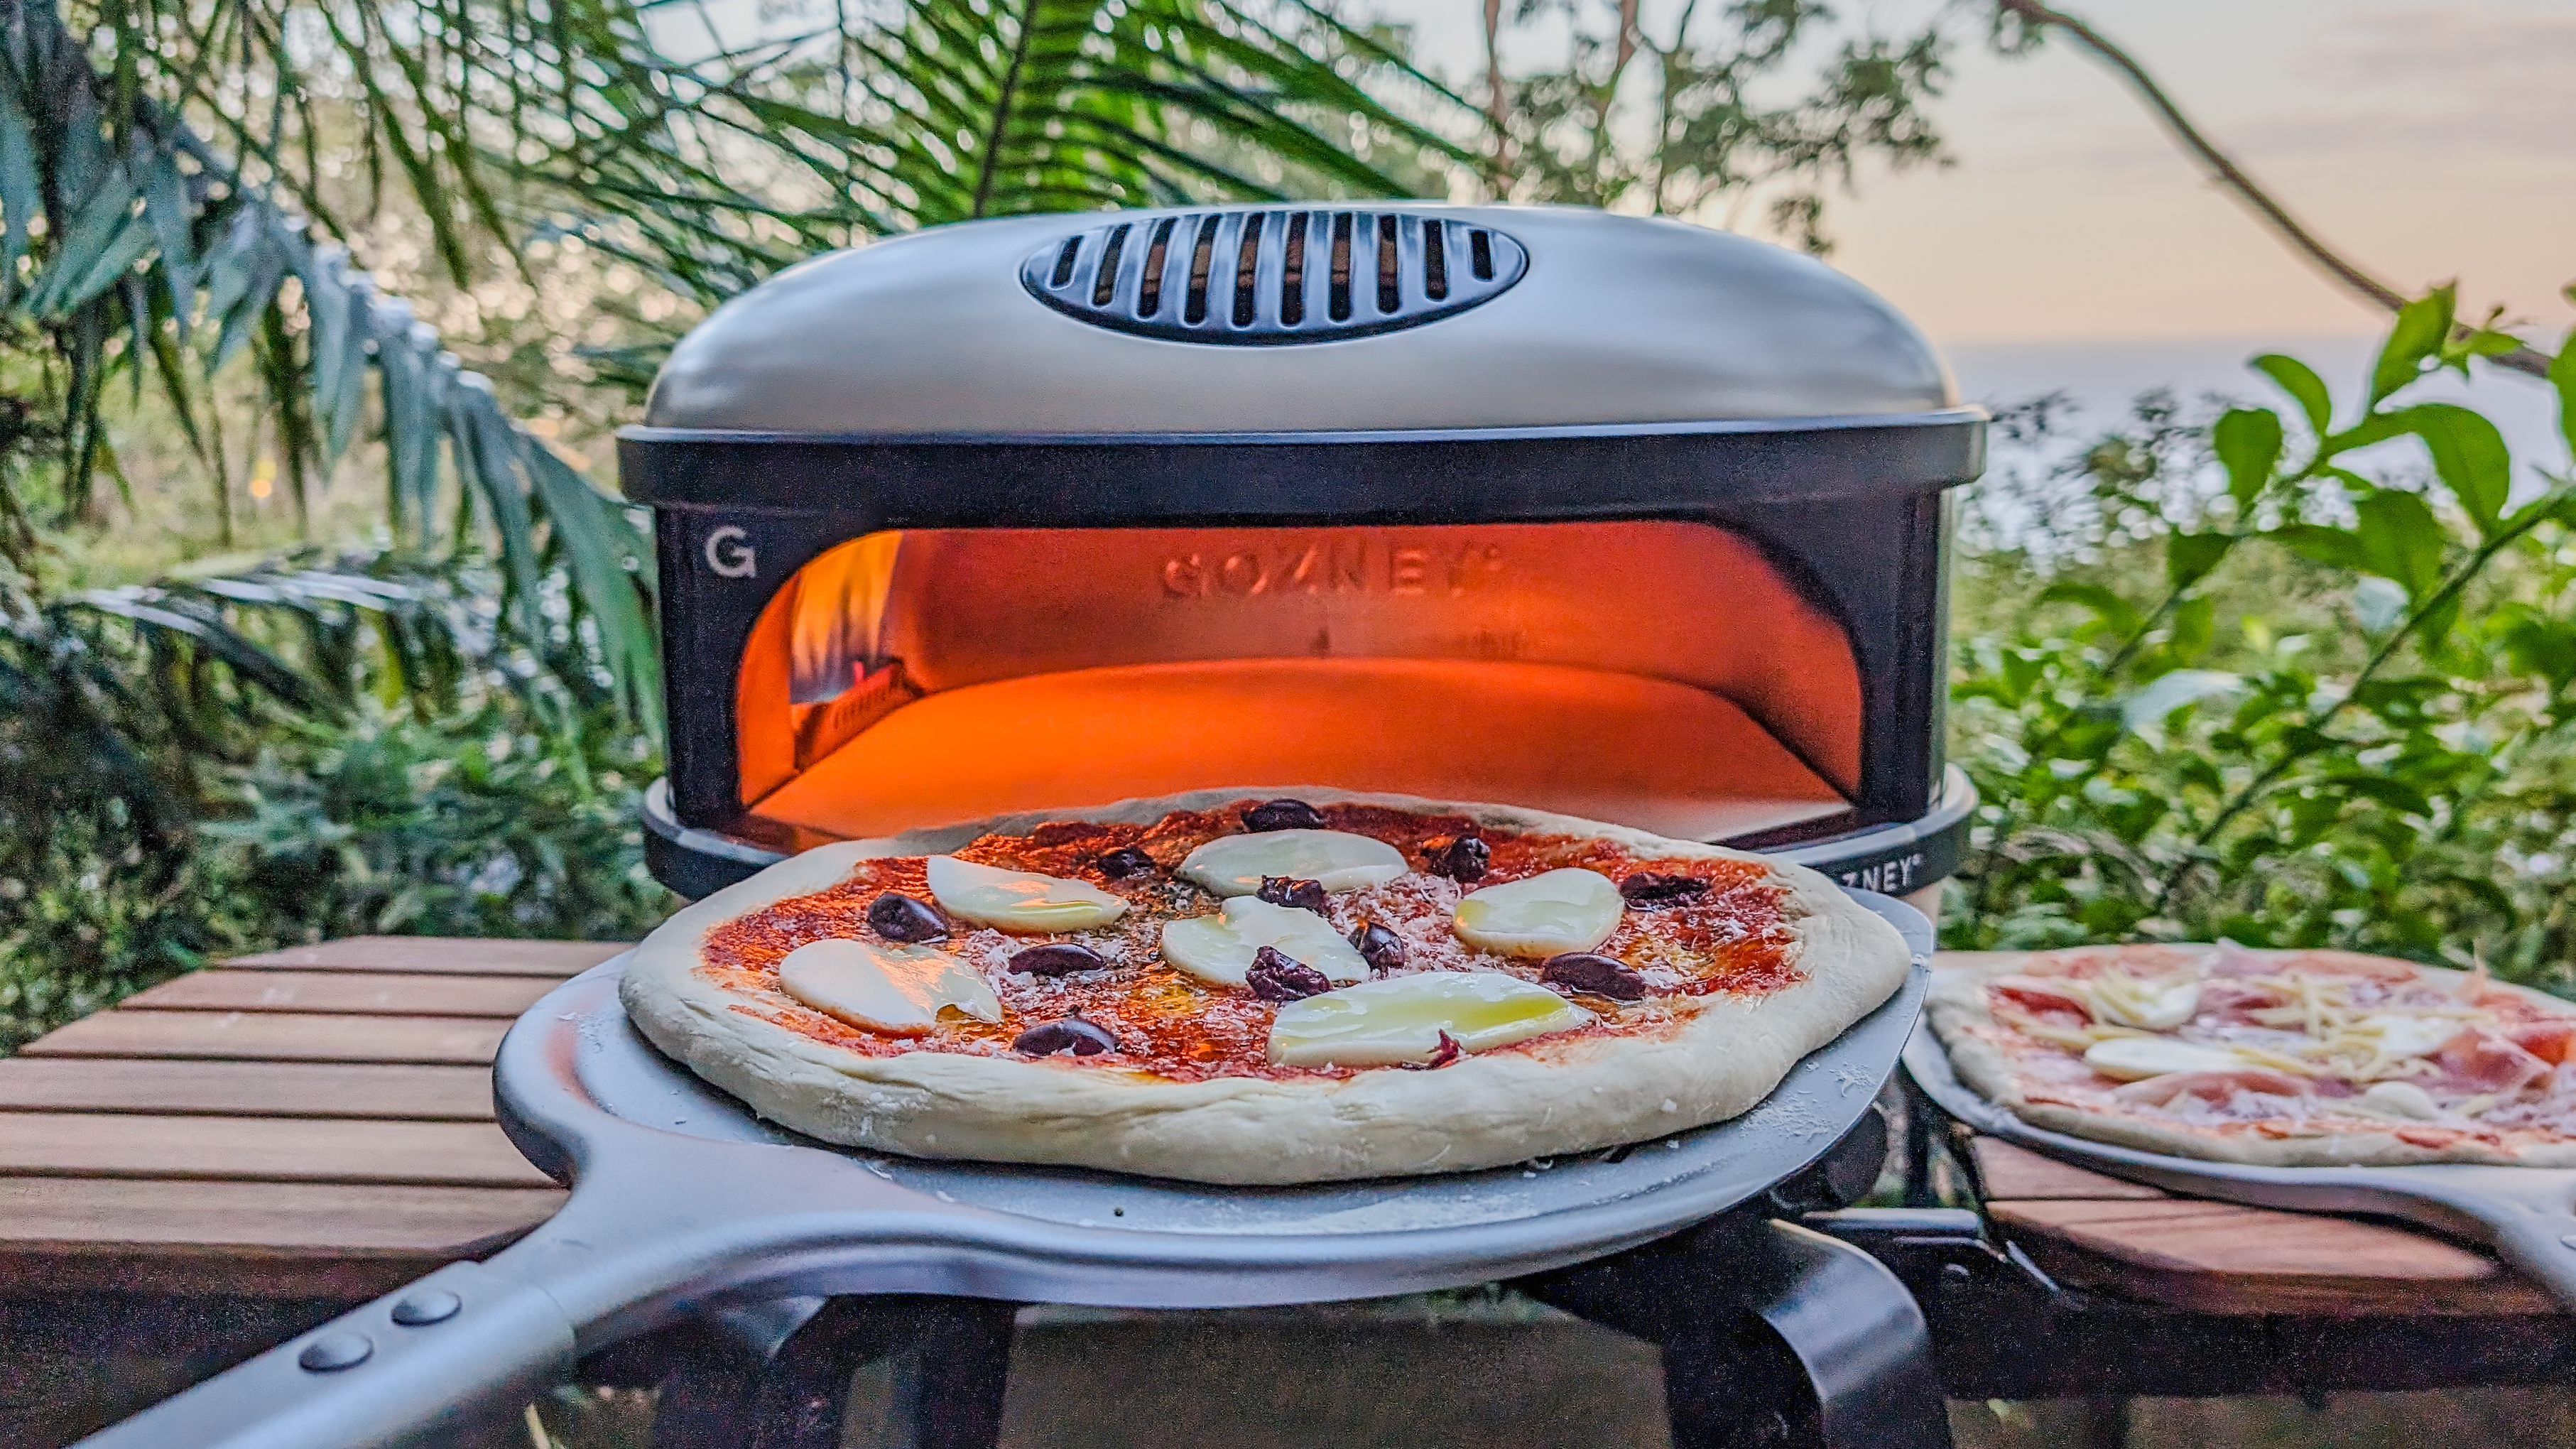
[297,247,357,453]
[138,146,197,336]
[2371,287,2455,405]
[2212,408,2284,510]
[0,77,38,305]
[2553,327,2576,465]
[2272,523,2369,573]
[2407,403,2511,536]
[2319,402,2513,537]
[26,165,151,317]
[2316,773,2433,818]
[2349,489,2447,601]
[2251,354,2332,435]
[2036,582,2142,639]
[68,590,336,717]
[2415,592,2464,656]
[2166,531,2233,591]
[522,442,663,729]
[2500,612,2576,691]
[451,381,550,647]
[2169,594,2215,660]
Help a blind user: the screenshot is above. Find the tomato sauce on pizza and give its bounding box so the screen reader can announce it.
[697,800,1799,1083]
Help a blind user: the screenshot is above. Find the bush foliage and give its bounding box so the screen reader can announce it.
[0,553,668,1051]
[1946,291,2576,995]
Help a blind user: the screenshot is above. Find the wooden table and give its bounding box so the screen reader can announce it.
[1965,1136,2557,1316]
[0,935,620,1301]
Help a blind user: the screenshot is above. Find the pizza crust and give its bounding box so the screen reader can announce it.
[621,786,1911,1185]
[1928,952,2576,1169]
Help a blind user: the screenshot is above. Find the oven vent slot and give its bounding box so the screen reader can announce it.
[1021,210,1527,344]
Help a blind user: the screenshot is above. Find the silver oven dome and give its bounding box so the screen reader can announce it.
[642,205,1956,437]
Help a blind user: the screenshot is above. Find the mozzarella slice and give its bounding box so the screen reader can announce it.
[2354,1080,2442,1120]
[1267,971,1592,1067]
[925,855,1127,933]
[2087,972,2201,1031]
[1178,830,1409,897]
[1450,869,1623,957]
[1160,898,1369,988]
[777,938,1002,1036]
[2082,1036,2254,1081]
[2357,1013,2463,1063]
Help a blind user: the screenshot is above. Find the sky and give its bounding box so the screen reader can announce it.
[658,0,2570,450]
[1371,0,2576,350]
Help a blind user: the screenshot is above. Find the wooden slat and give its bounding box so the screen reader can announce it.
[1988,1198,2558,1315]
[0,1113,555,1187]
[1931,951,2022,970]
[121,970,554,1019]
[19,1011,508,1065]
[0,1059,496,1120]
[223,936,626,977]
[0,1178,563,1297]
[1971,1138,2167,1201]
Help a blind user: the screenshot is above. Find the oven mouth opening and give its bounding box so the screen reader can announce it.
[742,656,1852,847]
[732,522,1864,850]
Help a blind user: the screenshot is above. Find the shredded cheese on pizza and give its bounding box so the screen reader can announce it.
[1955,943,2576,1156]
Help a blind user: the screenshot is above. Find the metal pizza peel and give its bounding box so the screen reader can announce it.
[1903,1010,2576,1310]
[85,891,1933,1449]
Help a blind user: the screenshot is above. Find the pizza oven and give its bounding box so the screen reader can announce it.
[621,205,1983,909]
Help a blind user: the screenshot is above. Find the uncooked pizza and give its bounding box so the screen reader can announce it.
[621,787,1910,1185]
[1930,944,2576,1168]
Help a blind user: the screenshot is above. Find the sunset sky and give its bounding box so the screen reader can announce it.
[1379,0,2576,349]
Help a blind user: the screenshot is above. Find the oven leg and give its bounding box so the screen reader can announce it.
[649,1296,1018,1449]
[1518,1215,1953,1449]
[651,1298,825,1449]
[1734,1219,1952,1449]
[870,1297,1020,1449]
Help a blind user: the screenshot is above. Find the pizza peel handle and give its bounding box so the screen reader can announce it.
[1901,1019,2576,1312]
[67,1026,1024,1449]
[2397,1170,2576,1309]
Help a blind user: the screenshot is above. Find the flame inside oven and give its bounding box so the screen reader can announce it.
[736,523,1861,845]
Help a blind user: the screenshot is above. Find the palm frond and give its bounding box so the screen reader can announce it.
[0,0,661,730]
[85,0,1482,318]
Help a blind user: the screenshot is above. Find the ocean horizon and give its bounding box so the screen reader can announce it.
[1943,333,2567,488]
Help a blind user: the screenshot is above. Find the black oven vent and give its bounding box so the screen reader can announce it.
[1020,210,1527,345]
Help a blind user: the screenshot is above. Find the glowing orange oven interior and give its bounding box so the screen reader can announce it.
[732,521,1861,849]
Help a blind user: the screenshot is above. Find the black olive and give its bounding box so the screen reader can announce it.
[1013,1018,1119,1057]
[1242,798,1325,832]
[1350,920,1408,975]
[1540,952,1650,1001]
[1007,943,1109,976]
[1619,872,1710,907]
[1092,846,1157,879]
[1246,945,1333,1001]
[867,892,947,943]
[1423,835,1490,882]
[1255,876,1328,913]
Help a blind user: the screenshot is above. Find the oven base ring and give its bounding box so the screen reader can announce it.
[638,768,1975,904]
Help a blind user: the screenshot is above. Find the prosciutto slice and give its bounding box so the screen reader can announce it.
[2430,1029,2553,1097]
[2112,1068,2306,1110]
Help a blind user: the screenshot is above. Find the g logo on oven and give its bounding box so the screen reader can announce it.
[705,526,757,579]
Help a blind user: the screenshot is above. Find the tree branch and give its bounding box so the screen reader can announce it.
[1993,0,2553,380]
[1480,0,1508,181]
